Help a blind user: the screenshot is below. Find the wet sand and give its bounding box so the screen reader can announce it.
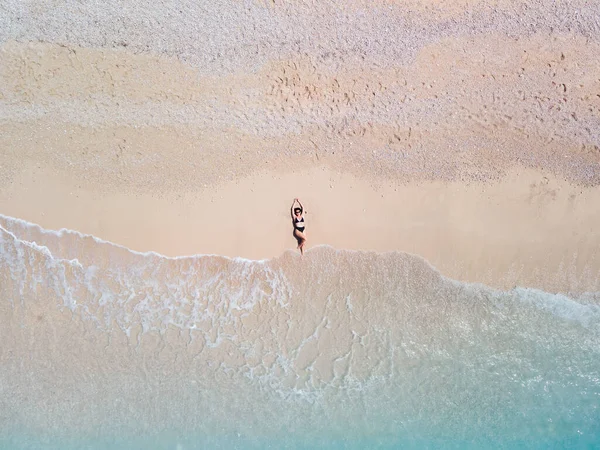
[1,164,599,294]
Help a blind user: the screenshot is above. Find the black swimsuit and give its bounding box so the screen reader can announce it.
[294,216,305,232]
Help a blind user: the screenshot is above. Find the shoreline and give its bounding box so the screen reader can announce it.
[1,0,600,445]
[1,20,599,296]
[1,165,599,294]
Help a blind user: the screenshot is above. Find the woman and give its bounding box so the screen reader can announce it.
[291,198,306,255]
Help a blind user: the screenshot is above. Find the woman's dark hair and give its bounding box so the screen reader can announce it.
[294,208,302,214]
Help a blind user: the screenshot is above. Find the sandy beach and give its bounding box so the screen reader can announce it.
[1,163,599,294]
[1,0,600,447]
[1,24,600,293]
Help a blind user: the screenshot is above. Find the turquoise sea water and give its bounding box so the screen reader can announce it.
[0,215,599,449]
[3,435,600,450]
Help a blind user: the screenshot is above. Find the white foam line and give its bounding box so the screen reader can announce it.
[0,213,266,263]
[0,213,441,266]
[1,213,597,301]
[513,287,600,326]
[0,221,64,262]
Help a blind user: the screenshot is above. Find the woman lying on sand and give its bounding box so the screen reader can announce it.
[291,198,306,255]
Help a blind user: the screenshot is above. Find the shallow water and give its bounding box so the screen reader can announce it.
[1,214,599,449]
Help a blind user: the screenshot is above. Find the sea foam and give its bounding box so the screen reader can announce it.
[0,214,598,449]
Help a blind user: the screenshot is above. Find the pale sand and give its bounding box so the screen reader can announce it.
[1,164,599,294]
[1,2,600,441]
[1,2,599,294]
[1,33,599,190]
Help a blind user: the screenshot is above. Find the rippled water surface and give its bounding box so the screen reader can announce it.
[1,215,599,449]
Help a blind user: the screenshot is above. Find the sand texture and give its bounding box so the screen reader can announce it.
[1,0,599,293]
[2,1,600,447]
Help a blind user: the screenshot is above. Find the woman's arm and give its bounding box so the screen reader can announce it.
[291,198,297,219]
[296,198,304,213]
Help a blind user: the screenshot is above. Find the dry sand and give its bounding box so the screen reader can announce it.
[1,0,599,293]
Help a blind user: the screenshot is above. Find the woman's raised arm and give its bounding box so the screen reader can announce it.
[291,198,298,219]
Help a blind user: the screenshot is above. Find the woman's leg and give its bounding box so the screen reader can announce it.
[294,230,306,253]
[294,230,306,242]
